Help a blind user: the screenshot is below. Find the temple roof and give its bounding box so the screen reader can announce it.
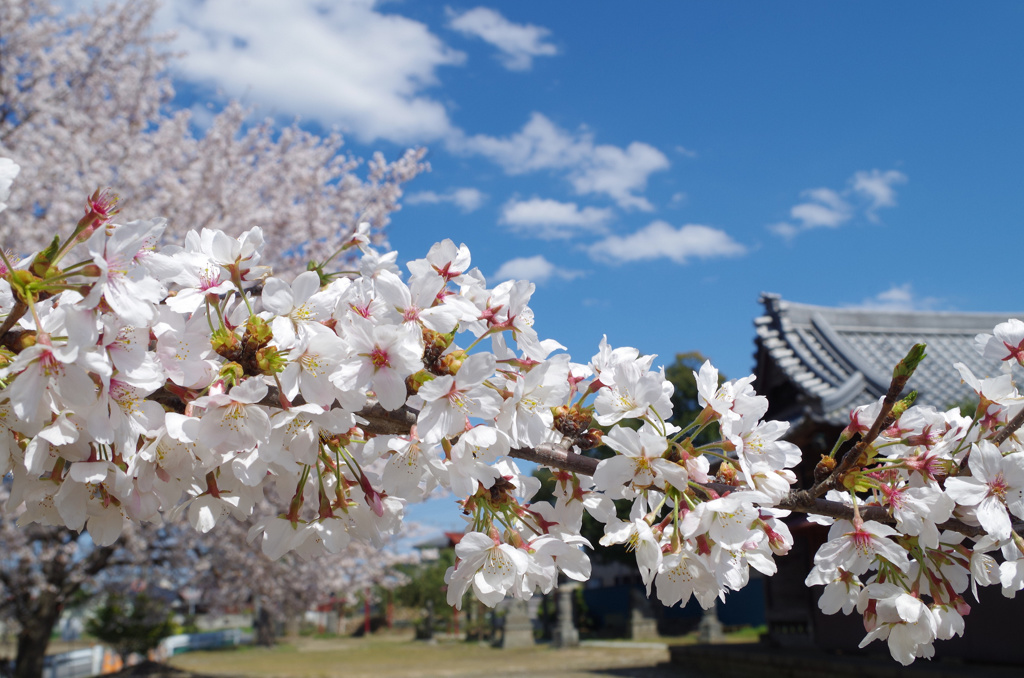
[754,293,1023,426]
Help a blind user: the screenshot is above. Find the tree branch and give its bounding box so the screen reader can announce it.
[151,384,1003,540]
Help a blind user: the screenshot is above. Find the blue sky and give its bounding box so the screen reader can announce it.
[140,2,1024,533]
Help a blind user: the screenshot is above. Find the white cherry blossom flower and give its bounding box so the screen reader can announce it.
[812,519,910,577]
[417,351,501,443]
[193,378,272,454]
[945,441,1024,540]
[332,320,422,410]
[445,531,530,608]
[593,423,688,499]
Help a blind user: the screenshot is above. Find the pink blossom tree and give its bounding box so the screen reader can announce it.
[0,485,189,678]
[0,0,425,272]
[0,2,424,676]
[188,497,415,645]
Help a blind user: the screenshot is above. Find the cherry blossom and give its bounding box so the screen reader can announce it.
[944,441,1024,540]
[7,146,1024,667]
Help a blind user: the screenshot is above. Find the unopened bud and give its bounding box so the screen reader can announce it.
[716,460,739,485]
[244,316,273,349]
[890,390,918,420]
[577,428,603,450]
[553,404,593,439]
[813,454,837,483]
[893,343,927,381]
[211,327,240,359]
[438,349,466,375]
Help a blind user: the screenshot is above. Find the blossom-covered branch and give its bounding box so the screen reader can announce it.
[5,157,1024,667]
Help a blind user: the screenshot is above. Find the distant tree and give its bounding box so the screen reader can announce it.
[86,590,176,663]
[0,483,189,678]
[0,0,425,272]
[188,497,413,646]
[0,2,422,675]
[393,548,456,617]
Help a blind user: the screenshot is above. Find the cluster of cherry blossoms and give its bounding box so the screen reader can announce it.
[796,325,1024,664]
[3,157,1024,665]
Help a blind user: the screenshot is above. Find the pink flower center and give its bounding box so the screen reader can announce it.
[369,346,391,369]
[989,472,1008,501]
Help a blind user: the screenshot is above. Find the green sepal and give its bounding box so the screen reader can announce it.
[218,362,245,387]
[256,346,288,375]
[244,315,273,349]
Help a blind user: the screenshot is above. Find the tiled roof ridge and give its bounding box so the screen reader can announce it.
[755,293,1024,425]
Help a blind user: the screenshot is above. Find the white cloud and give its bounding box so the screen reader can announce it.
[850,169,908,221]
[492,255,584,284]
[852,283,941,311]
[587,221,746,265]
[406,187,486,212]
[767,222,799,240]
[790,188,852,229]
[155,0,465,144]
[499,198,612,239]
[569,143,670,211]
[456,113,669,210]
[769,169,907,238]
[447,7,557,71]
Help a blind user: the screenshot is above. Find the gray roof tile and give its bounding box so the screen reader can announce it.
[755,294,1024,425]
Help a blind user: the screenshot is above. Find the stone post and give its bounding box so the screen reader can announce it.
[628,588,659,639]
[551,584,580,648]
[498,599,535,649]
[697,602,724,643]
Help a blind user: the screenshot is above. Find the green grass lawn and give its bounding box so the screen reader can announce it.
[168,634,679,678]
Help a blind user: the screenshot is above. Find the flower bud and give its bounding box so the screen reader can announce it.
[577,428,603,450]
[553,404,593,439]
[813,454,837,483]
[256,346,288,375]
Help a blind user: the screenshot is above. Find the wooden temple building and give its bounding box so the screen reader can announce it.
[752,293,1024,661]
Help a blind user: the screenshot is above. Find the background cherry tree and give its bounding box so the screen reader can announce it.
[187,495,415,646]
[0,0,425,271]
[0,2,424,676]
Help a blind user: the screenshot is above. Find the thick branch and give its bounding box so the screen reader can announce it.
[156,384,1005,539]
[511,443,600,476]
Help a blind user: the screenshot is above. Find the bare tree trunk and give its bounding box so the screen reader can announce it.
[254,607,276,647]
[13,590,61,678]
[1,531,116,678]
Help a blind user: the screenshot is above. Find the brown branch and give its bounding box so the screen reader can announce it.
[701,482,1011,538]
[993,407,1024,446]
[151,372,1008,540]
[511,443,600,476]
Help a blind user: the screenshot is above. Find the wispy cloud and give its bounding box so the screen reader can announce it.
[770,169,907,239]
[155,0,464,144]
[500,198,612,239]
[406,187,486,213]
[587,221,746,265]
[850,169,908,222]
[493,255,584,284]
[790,188,852,229]
[850,283,942,311]
[456,113,669,210]
[446,7,557,71]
